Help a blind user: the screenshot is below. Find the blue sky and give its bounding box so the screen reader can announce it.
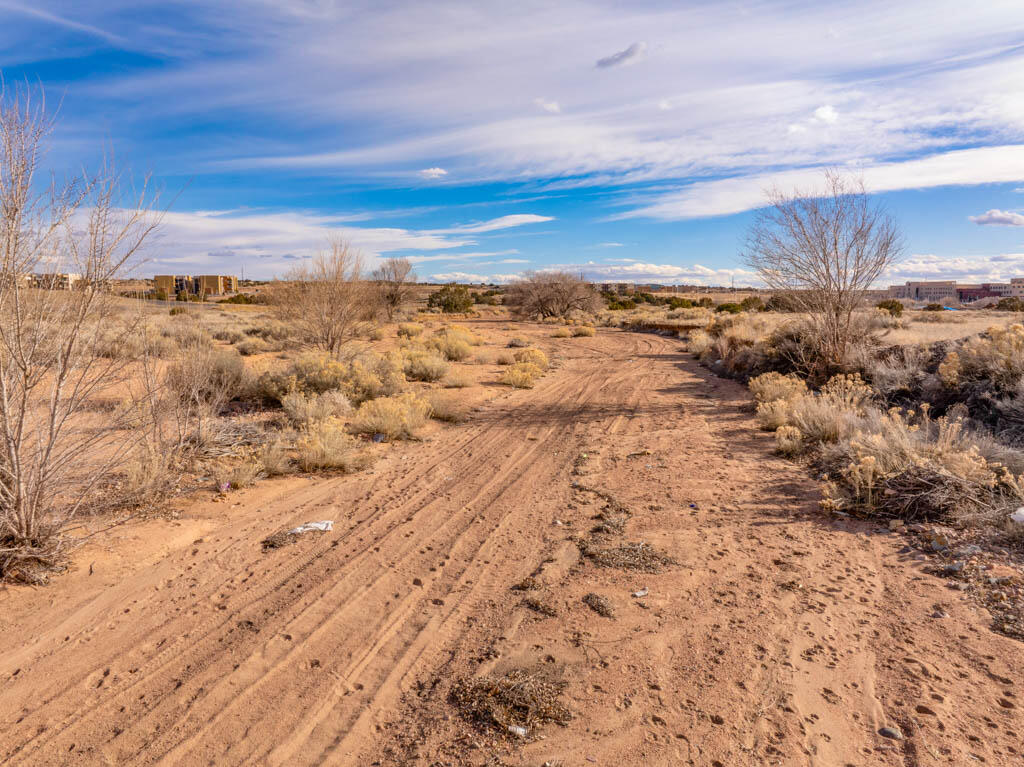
[2,0,1024,284]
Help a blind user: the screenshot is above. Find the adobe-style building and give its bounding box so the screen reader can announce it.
[153,274,239,297]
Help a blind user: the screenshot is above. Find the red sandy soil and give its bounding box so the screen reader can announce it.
[0,329,1020,766]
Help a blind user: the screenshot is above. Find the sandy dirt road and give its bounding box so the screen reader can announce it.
[0,328,1020,766]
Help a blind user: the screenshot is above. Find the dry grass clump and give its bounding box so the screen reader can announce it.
[281,390,351,425]
[495,351,515,365]
[443,367,474,388]
[403,350,450,382]
[582,592,614,617]
[450,670,572,732]
[236,338,266,356]
[500,362,543,389]
[581,541,677,573]
[513,348,549,370]
[216,458,261,491]
[257,439,292,476]
[818,408,1022,521]
[426,326,483,362]
[349,393,431,440]
[507,336,529,348]
[397,322,424,338]
[551,327,572,338]
[571,325,596,337]
[424,390,467,423]
[295,420,373,472]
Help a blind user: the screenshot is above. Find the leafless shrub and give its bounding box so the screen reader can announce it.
[0,86,162,578]
[372,256,416,320]
[271,238,378,356]
[505,271,602,318]
[744,171,903,378]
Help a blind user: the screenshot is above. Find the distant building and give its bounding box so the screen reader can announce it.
[887,281,958,302]
[153,274,238,297]
[31,272,83,290]
[194,275,239,295]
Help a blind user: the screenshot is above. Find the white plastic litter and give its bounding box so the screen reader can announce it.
[1011,508,1024,525]
[507,725,528,738]
[288,520,334,535]
[631,587,649,598]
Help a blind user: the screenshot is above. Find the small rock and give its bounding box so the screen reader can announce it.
[915,705,936,715]
[710,714,725,725]
[931,610,948,619]
[878,726,904,740]
[889,519,904,531]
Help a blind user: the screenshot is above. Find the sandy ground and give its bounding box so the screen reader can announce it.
[1,328,1021,766]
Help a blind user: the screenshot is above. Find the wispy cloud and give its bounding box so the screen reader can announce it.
[618,144,1024,220]
[969,208,1024,226]
[433,214,554,234]
[596,42,646,69]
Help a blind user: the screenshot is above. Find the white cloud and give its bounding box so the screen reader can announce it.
[813,104,839,124]
[657,98,673,111]
[533,97,561,114]
[143,209,474,277]
[434,214,554,234]
[418,167,448,179]
[969,208,1024,226]
[618,144,1024,220]
[596,42,647,69]
[429,271,519,283]
[883,253,1024,283]
[787,123,808,134]
[596,242,624,247]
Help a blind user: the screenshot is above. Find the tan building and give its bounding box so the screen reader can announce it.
[887,281,957,302]
[194,275,238,296]
[153,275,176,295]
[31,273,82,290]
[155,274,238,297]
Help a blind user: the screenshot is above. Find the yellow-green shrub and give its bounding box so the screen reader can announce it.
[571,326,596,337]
[500,362,542,389]
[513,348,548,370]
[403,350,450,382]
[748,372,807,404]
[349,393,431,440]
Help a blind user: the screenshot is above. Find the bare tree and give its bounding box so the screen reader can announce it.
[272,238,378,356]
[0,85,162,579]
[744,170,903,374]
[504,271,601,318]
[372,256,415,320]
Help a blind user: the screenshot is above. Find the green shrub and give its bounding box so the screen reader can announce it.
[924,303,944,312]
[427,284,474,313]
[876,299,904,317]
[715,302,743,314]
